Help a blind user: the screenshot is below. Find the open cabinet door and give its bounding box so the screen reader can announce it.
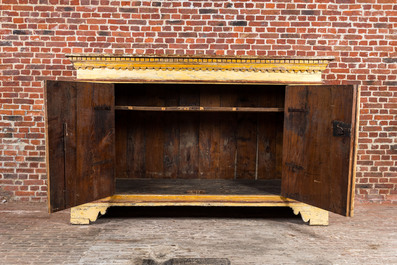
[281,85,359,216]
[45,81,115,212]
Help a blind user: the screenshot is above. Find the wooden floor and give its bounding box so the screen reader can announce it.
[115,178,281,195]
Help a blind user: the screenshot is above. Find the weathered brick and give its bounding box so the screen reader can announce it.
[0,41,12,46]
[198,9,217,14]
[229,21,248,26]
[281,34,300,38]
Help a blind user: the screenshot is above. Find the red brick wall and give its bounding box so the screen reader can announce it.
[0,0,396,203]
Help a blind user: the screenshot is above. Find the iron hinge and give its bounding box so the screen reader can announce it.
[332,120,351,137]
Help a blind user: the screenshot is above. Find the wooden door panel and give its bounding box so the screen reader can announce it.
[46,81,115,213]
[281,85,358,216]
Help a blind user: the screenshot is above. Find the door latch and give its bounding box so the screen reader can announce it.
[332,120,351,137]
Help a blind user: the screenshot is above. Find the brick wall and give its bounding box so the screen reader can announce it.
[0,0,396,203]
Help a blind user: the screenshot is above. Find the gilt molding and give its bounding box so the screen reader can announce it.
[66,54,334,84]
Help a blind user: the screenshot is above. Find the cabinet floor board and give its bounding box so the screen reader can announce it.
[115,178,281,195]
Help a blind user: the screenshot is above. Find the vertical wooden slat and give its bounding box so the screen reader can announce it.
[235,88,258,179]
[275,113,284,178]
[257,113,277,179]
[163,87,180,178]
[91,83,115,198]
[179,87,200,178]
[347,85,360,216]
[144,86,165,178]
[128,113,146,178]
[219,88,238,179]
[46,81,76,212]
[199,86,221,179]
[257,86,284,179]
[75,82,115,204]
[115,111,128,178]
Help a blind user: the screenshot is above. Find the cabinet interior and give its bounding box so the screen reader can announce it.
[114,83,285,196]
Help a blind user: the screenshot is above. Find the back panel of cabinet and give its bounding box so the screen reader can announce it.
[114,84,285,180]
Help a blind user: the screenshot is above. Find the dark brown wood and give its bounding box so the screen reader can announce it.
[114,106,284,112]
[144,88,165,179]
[235,85,259,180]
[235,113,257,179]
[46,81,75,212]
[257,113,284,179]
[115,111,128,178]
[113,84,284,181]
[199,86,221,179]
[219,90,238,179]
[281,85,357,216]
[46,81,115,213]
[115,178,281,195]
[163,91,180,178]
[178,87,200,178]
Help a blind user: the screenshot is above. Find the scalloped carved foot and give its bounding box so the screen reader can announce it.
[70,204,109,225]
[290,205,329,226]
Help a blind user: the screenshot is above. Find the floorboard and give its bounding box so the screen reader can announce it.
[115,178,281,195]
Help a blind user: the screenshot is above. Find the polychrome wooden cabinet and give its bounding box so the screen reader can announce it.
[45,80,359,225]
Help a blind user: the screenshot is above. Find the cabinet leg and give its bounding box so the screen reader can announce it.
[70,204,109,225]
[290,205,329,226]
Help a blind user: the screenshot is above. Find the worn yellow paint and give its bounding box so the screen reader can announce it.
[70,204,109,225]
[67,55,333,84]
[70,194,329,226]
[290,205,329,226]
[75,68,323,84]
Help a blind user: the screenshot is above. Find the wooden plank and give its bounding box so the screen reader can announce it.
[144,87,165,178]
[255,87,285,180]
[235,113,257,179]
[127,112,146,178]
[75,82,115,205]
[144,113,165,179]
[347,85,360,217]
[257,113,278,179]
[83,194,301,205]
[199,86,221,179]
[114,111,128,178]
[116,85,147,179]
[178,87,200,178]
[90,83,116,199]
[46,81,76,212]
[275,112,284,178]
[114,106,284,112]
[163,89,180,178]
[115,178,281,195]
[281,85,357,216]
[219,87,238,179]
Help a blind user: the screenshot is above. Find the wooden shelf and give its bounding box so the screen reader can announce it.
[115,106,284,113]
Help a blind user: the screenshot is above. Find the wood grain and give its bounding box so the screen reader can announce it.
[116,178,281,196]
[178,87,200,178]
[281,85,357,216]
[46,81,115,212]
[114,84,285,181]
[199,86,221,179]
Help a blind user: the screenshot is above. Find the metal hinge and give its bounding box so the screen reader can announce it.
[332,120,351,137]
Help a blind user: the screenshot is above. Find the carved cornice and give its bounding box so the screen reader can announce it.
[67,54,333,74]
[66,54,334,84]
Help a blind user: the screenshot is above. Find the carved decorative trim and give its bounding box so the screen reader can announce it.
[66,54,334,83]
